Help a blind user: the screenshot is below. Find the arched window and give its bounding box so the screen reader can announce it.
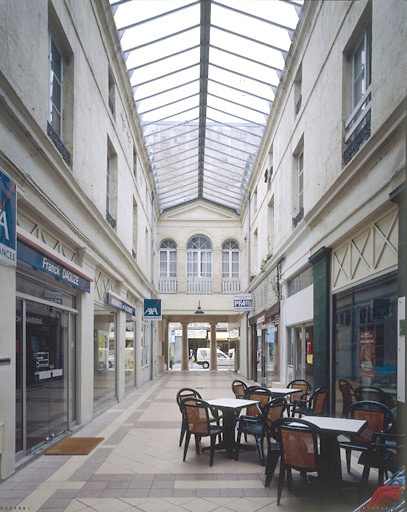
[159,240,177,277]
[222,241,240,278]
[186,236,212,278]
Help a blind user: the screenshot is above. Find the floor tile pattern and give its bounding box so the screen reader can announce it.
[0,371,377,511]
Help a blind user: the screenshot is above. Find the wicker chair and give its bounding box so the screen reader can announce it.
[339,400,393,474]
[182,398,224,466]
[359,432,407,487]
[263,398,287,486]
[275,417,322,505]
[286,379,312,416]
[292,387,328,417]
[232,379,248,399]
[176,388,202,447]
[338,379,354,417]
[234,387,274,465]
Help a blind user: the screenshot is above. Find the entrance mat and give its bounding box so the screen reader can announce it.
[45,437,104,455]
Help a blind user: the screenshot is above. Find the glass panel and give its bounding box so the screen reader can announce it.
[334,273,397,417]
[264,327,278,386]
[51,78,62,112]
[93,312,116,409]
[169,250,177,277]
[231,252,239,277]
[25,301,69,452]
[125,321,135,391]
[222,251,229,277]
[16,299,23,453]
[69,313,76,423]
[16,273,76,309]
[159,250,168,277]
[51,39,61,79]
[51,107,61,138]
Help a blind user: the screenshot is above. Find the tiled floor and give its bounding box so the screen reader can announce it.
[0,371,377,511]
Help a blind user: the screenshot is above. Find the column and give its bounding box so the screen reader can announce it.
[390,182,407,433]
[76,255,95,426]
[135,302,143,388]
[308,247,331,395]
[0,264,16,479]
[181,322,189,370]
[210,323,218,370]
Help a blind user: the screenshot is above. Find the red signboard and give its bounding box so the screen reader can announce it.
[359,330,375,378]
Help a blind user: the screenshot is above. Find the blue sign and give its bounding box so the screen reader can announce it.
[144,299,162,321]
[107,291,135,317]
[0,169,17,266]
[17,236,91,293]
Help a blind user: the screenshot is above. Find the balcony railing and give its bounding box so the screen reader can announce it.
[222,278,241,294]
[47,121,71,165]
[158,277,178,294]
[343,85,371,165]
[186,277,213,294]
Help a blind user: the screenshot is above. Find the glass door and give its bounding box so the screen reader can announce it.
[25,301,69,452]
[264,327,278,387]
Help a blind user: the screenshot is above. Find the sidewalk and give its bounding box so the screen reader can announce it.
[0,371,373,511]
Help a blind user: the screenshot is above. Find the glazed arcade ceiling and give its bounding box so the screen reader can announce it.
[110,0,303,213]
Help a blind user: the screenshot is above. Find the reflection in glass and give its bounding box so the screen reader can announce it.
[334,273,397,417]
[16,299,23,453]
[93,313,116,409]
[125,320,135,391]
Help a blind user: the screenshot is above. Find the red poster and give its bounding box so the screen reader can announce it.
[359,330,375,378]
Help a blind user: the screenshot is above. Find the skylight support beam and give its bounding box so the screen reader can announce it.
[141,106,197,129]
[132,63,199,89]
[208,78,272,103]
[135,79,200,103]
[139,93,199,116]
[118,1,200,39]
[205,126,259,148]
[208,105,266,127]
[128,46,200,73]
[197,0,211,198]
[205,136,256,156]
[209,45,283,75]
[204,161,245,179]
[211,24,289,59]
[143,117,199,140]
[210,63,278,90]
[206,117,263,139]
[146,128,199,149]
[148,136,199,155]
[153,146,198,165]
[207,92,269,116]
[205,146,251,164]
[152,154,197,172]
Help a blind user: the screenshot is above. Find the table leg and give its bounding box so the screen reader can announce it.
[319,433,342,482]
[222,410,236,458]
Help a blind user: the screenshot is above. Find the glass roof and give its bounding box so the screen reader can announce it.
[110,0,303,213]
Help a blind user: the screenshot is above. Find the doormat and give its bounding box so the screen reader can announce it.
[45,437,104,455]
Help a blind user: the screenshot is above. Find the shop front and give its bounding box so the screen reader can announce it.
[15,234,91,457]
[250,304,280,386]
[333,271,398,416]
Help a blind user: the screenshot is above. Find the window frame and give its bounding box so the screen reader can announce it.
[222,241,240,278]
[159,240,177,278]
[49,34,63,139]
[106,153,112,215]
[298,151,304,211]
[351,26,371,111]
[186,236,213,279]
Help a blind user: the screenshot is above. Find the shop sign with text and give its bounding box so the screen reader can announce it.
[144,299,162,321]
[107,291,135,317]
[0,169,16,266]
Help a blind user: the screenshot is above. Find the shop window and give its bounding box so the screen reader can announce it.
[288,266,313,297]
[94,312,116,408]
[125,320,135,390]
[343,16,372,165]
[141,324,149,367]
[334,272,397,418]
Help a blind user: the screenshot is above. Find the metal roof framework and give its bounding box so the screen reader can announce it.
[110,0,302,213]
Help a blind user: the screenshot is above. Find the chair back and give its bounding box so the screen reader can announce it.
[287,379,311,401]
[263,397,287,436]
[176,388,202,414]
[348,401,393,443]
[244,386,273,417]
[183,398,211,435]
[354,386,387,404]
[232,380,248,399]
[312,387,328,415]
[276,418,320,471]
[339,379,354,417]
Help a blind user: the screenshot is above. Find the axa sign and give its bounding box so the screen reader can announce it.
[144,299,162,321]
[0,169,17,267]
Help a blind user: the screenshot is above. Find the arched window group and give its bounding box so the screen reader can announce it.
[158,236,240,293]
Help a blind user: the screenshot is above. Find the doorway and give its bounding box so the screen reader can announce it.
[16,296,76,455]
[287,324,314,387]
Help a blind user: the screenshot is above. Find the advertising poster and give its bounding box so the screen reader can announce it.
[359,330,375,378]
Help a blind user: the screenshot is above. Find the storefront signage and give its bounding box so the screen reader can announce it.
[106,290,135,317]
[359,330,375,378]
[0,169,17,266]
[234,294,252,311]
[256,314,266,325]
[144,298,162,321]
[17,235,91,292]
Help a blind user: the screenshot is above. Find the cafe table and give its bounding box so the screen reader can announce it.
[298,415,367,482]
[205,398,259,458]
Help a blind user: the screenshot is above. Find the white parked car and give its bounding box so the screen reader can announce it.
[196,348,233,369]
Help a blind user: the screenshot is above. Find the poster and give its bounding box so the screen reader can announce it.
[359,330,375,378]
